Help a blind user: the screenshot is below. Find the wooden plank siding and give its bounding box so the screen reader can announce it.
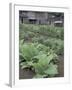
[19,11,64,27]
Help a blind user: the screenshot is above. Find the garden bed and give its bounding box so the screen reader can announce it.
[19,24,64,79]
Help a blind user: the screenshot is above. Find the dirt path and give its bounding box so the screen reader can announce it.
[19,66,35,79]
[57,55,64,77]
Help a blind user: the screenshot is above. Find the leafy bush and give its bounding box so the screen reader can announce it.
[19,24,64,40]
[19,41,58,78]
[19,23,64,78]
[44,38,64,55]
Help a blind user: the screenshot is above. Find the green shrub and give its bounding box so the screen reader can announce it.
[19,24,64,40]
[19,23,64,78]
[19,41,58,78]
[44,38,64,55]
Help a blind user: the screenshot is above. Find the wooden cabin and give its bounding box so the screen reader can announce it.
[19,11,64,27]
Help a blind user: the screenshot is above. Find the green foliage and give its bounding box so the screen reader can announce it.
[19,24,64,55]
[19,41,39,62]
[19,23,64,78]
[44,63,58,75]
[19,41,58,78]
[44,38,64,55]
[19,24,64,40]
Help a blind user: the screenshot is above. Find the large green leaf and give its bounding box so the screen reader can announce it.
[19,41,59,78]
[20,43,39,61]
[44,63,58,75]
[33,53,55,74]
[20,62,28,69]
[20,61,34,69]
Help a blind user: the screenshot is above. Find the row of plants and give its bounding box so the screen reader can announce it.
[19,41,58,78]
[19,24,64,55]
[19,23,64,78]
[19,24,64,40]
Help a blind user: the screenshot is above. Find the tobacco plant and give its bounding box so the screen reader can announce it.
[19,41,58,78]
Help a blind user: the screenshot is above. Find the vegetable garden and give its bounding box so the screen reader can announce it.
[19,23,64,79]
